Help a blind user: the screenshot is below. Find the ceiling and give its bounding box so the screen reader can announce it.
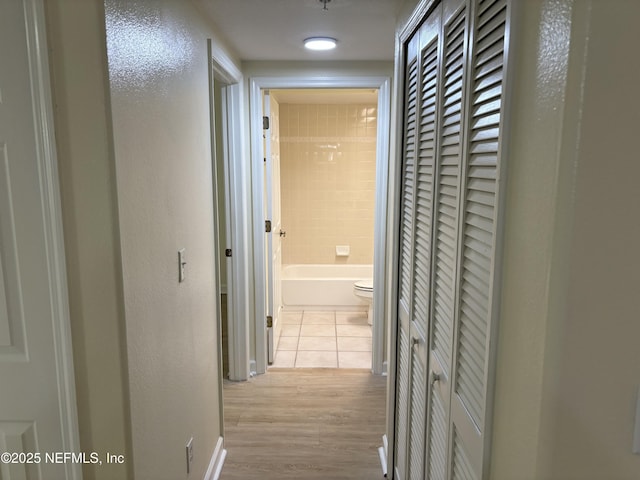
[197,0,401,61]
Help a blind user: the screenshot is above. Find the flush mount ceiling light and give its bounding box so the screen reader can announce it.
[304,37,337,51]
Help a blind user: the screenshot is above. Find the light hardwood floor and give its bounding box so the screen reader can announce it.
[221,368,387,479]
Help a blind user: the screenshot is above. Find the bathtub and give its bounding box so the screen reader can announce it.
[281,264,373,309]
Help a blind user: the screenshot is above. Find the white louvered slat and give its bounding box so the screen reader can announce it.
[413,36,439,338]
[427,389,448,479]
[452,428,478,480]
[398,6,432,480]
[454,0,507,446]
[408,349,426,480]
[399,57,419,309]
[403,31,440,480]
[431,4,466,377]
[396,32,420,477]
[395,327,410,477]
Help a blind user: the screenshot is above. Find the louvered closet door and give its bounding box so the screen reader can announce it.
[395,10,444,478]
[394,0,509,478]
[407,10,441,480]
[425,0,467,478]
[449,0,508,478]
[394,30,419,480]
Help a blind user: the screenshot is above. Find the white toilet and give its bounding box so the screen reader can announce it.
[353,279,374,325]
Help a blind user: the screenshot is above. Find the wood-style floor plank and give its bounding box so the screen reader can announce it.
[221,368,387,480]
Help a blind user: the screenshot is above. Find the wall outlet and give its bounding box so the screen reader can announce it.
[186,436,194,473]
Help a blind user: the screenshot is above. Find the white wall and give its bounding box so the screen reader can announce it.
[46,1,131,478]
[103,1,234,477]
[538,1,640,477]
[491,1,640,479]
[48,0,238,478]
[490,0,576,475]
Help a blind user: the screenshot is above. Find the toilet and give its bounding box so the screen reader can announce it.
[353,279,374,325]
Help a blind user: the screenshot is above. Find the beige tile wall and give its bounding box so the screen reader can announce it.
[279,103,377,265]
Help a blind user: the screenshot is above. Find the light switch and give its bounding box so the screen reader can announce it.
[178,248,186,283]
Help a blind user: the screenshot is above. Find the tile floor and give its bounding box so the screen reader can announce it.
[271,310,372,369]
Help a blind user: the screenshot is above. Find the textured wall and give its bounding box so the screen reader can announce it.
[46,0,132,478]
[279,102,377,265]
[538,1,640,477]
[492,1,640,479]
[104,1,225,478]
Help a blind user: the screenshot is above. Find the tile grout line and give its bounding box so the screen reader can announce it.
[277,310,371,368]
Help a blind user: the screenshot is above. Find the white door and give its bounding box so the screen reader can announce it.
[394,0,510,478]
[264,92,283,364]
[0,1,79,479]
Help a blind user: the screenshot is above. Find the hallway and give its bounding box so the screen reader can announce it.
[221,369,386,479]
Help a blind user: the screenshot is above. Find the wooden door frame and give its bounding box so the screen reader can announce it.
[208,41,251,383]
[249,75,392,376]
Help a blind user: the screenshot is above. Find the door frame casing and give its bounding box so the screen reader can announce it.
[249,75,392,375]
[209,41,251,382]
[19,0,81,476]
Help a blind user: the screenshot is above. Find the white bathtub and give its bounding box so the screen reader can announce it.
[281,264,373,309]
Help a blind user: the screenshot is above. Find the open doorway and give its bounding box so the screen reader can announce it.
[264,88,380,369]
[249,76,392,376]
[212,76,231,379]
[207,40,250,388]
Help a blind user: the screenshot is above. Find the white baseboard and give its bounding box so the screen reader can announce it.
[379,434,388,477]
[281,305,368,312]
[204,436,226,480]
[378,446,387,477]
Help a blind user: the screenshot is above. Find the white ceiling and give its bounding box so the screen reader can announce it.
[197,0,401,61]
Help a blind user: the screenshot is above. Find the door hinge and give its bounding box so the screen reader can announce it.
[265,220,272,233]
[263,116,270,130]
[225,249,232,257]
[266,316,273,328]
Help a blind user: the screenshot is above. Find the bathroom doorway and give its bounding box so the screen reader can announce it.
[250,76,392,376]
[266,88,379,369]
